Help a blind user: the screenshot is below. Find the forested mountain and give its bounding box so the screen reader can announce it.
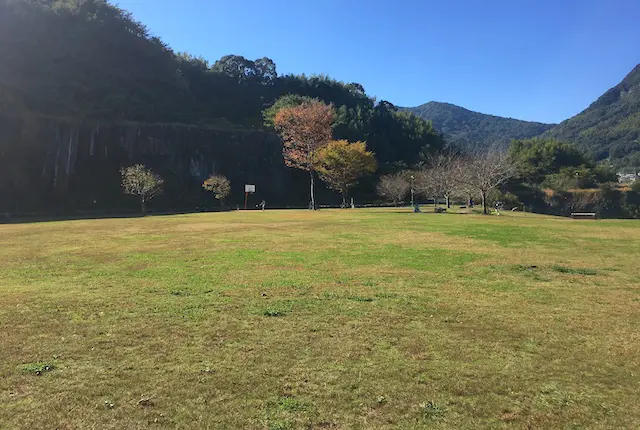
[405,102,555,151]
[543,64,640,164]
[408,65,640,166]
[0,0,444,213]
[1,0,637,216]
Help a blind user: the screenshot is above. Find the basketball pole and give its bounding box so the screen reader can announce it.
[244,192,248,210]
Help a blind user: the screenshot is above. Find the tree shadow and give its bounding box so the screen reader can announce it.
[0,208,232,225]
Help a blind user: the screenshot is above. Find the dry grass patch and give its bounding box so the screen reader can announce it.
[0,208,639,429]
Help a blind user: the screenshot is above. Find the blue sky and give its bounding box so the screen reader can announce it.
[115,0,640,124]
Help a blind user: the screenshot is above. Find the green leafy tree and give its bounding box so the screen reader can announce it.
[263,94,317,128]
[120,165,163,214]
[509,138,593,184]
[202,174,231,207]
[316,140,377,207]
[211,55,277,85]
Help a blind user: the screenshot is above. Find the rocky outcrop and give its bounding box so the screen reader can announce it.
[0,115,312,213]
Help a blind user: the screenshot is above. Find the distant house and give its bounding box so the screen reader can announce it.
[617,173,639,184]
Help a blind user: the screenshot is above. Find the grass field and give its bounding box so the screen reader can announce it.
[1,209,639,429]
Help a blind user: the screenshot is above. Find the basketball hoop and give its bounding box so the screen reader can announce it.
[244,184,255,210]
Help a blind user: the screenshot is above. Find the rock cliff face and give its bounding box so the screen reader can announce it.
[0,116,314,214]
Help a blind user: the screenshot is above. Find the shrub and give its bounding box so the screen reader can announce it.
[488,189,522,209]
[622,187,640,218]
[263,308,285,317]
[22,362,55,375]
[596,184,623,218]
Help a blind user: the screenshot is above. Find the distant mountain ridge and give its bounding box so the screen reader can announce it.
[405,101,555,151]
[406,64,640,163]
[543,64,640,162]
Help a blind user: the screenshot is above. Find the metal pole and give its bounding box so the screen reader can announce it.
[410,175,414,209]
[244,192,248,210]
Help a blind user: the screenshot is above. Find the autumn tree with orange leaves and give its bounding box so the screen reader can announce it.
[274,101,335,209]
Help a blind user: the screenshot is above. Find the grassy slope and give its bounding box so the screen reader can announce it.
[0,209,638,429]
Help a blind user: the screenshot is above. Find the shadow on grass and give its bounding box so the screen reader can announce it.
[0,208,235,225]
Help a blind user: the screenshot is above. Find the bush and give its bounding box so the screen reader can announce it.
[503,180,548,211]
[514,182,639,219]
[488,189,521,209]
[541,165,598,190]
[596,183,623,218]
[622,187,640,218]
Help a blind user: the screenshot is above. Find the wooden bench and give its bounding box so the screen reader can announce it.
[570,212,597,220]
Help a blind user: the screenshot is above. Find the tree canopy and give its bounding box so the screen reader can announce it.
[0,0,446,170]
[509,138,593,184]
[315,140,377,206]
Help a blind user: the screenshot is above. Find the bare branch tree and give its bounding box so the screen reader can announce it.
[376,173,410,206]
[413,152,459,210]
[413,167,439,209]
[452,157,476,210]
[456,149,516,215]
[427,152,459,208]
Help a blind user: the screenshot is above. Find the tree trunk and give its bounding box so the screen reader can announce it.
[141,197,146,215]
[446,195,450,208]
[309,171,316,210]
[481,190,488,215]
[341,193,347,209]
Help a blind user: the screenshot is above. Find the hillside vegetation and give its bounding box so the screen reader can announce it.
[408,66,640,166]
[544,64,640,163]
[406,102,554,151]
[0,0,444,213]
[0,0,637,216]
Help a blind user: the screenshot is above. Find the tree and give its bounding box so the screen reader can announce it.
[253,57,278,84]
[509,138,592,184]
[263,94,317,128]
[202,174,231,207]
[316,140,377,207]
[211,55,277,85]
[457,150,516,215]
[274,101,335,209]
[376,173,410,206]
[423,152,459,208]
[120,165,163,214]
[626,152,640,176]
[413,167,439,209]
[0,0,480,214]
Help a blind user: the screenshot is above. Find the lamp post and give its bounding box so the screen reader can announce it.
[410,174,415,209]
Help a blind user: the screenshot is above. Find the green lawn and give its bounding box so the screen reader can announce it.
[1,209,639,429]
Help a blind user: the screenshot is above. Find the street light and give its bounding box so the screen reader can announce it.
[410,174,414,209]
